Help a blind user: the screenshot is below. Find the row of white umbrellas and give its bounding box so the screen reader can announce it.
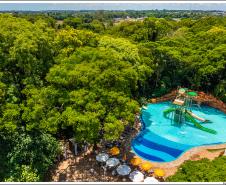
[96,153,131,175]
[96,153,159,182]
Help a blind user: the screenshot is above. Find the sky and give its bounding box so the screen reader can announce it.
[0,3,226,11]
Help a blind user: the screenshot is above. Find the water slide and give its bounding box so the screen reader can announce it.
[186,110,206,122]
[163,108,176,118]
[184,111,217,134]
[163,108,217,134]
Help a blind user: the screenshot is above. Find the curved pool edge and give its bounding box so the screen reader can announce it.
[132,139,226,167]
[131,106,226,167]
[149,142,226,168]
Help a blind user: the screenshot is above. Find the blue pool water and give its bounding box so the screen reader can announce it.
[132,102,226,162]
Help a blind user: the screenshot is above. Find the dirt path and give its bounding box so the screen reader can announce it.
[49,148,125,182]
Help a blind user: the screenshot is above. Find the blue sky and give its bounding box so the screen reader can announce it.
[0,3,226,11]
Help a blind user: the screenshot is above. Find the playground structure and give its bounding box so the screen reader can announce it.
[163,88,217,134]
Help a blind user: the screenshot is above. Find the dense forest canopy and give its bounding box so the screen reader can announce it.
[6,9,225,20]
[0,10,225,181]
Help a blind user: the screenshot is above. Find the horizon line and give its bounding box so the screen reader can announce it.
[0,9,225,12]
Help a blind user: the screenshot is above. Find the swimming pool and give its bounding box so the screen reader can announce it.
[131,101,226,162]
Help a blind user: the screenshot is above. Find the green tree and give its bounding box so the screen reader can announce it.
[5,165,40,182]
[167,157,226,182]
[6,132,61,180]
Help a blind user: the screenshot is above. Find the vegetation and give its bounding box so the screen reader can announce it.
[0,131,60,181]
[0,10,225,181]
[167,157,226,182]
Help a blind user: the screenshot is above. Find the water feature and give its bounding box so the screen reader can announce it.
[132,101,226,162]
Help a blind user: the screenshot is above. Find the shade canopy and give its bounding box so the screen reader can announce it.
[187,91,197,97]
[178,88,186,94]
[144,177,159,183]
[109,146,120,156]
[96,153,109,162]
[116,164,131,176]
[154,169,165,177]
[140,161,153,171]
[129,170,144,182]
[130,156,142,166]
[106,158,120,168]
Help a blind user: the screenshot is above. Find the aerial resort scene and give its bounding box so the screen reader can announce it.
[0,2,226,183]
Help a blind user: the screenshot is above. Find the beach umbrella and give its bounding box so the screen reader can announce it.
[130,156,142,166]
[140,161,153,171]
[96,153,109,162]
[144,177,159,183]
[154,169,165,177]
[109,146,120,156]
[129,170,144,182]
[106,158,120,168]
[116,164,131,176]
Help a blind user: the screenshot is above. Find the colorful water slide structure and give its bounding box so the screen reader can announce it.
[163,88,217,134]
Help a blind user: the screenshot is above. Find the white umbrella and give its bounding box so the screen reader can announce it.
[144,177,159,183]
[96,153,109,162]
[106,158,120,168]
[129,170,144,182]
[116,164,131,176]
